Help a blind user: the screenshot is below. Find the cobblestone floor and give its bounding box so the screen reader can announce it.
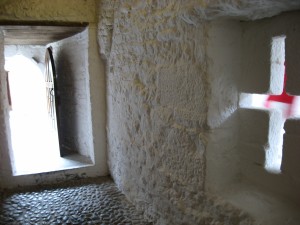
[0,177,153,225]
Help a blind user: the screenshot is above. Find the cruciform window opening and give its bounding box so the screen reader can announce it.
[240,35,300,173]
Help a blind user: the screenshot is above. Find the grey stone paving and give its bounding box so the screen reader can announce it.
[0,177,153,225]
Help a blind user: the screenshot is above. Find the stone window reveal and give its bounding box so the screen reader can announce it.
[240,33,300,173]
[1,23,95,175]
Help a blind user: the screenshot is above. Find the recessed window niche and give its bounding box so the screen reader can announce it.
[208,12,300,225]
[1,23,95,176]
[240,34,300,173]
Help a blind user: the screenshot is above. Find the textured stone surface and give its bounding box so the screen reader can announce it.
[51,29,92,157]
[285,13,300,96]
[5,45,46,64]
[282,118,300,185]
[98,1,255,224]
[206,20,241,194]
[99,1,300,224]
[100,0,208,223]
[0,31,13,182]
[185,0,300,21]
[238,12,300,207]
[0,0,98,23]
[1,0,300,224]
[0,177,153,225]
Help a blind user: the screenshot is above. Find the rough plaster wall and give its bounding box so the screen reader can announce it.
[0,0,97,23]
[99,1,255,224]
[188,0,300,21]
[51,29,92,158]
[98,0,115,59]
[0,0,108,188]
[282,119,300,186]
[0,32,13,184]
[3,0,298,23]
[101,1,207,222]
[87,23,108,171]
[5,45,46,65]
[238,108,300,200]
[206,20,241,194]
[285,13,300,96]
[99,0,300,224]
[241,24,281,94]
[240,12,300,94]
[230,109,300,225]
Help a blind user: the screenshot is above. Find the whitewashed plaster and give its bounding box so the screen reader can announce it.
[99,0,300,224]
[195,0,300,20]
[206,19,241,194]
[50,29,92,158]
[0,0,300,224]
[282,118,300,186]
[233,13,300,224]
[0,32,14,186]
[0,0,97,23]
[99,1,252,224]
[5,45,46,65]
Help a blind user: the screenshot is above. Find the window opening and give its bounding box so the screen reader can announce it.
[5,54,61,175]
[45,47,60,147]
[240,36,300,173]
[2,24,94,177]
[265,67,299,173]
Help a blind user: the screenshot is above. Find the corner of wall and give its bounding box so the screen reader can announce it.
[206,19,242,194]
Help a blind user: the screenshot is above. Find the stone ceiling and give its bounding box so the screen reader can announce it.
[180,0,300,24]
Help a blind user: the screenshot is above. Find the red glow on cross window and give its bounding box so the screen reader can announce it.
[264,65,295,118]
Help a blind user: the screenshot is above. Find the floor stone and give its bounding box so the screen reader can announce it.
[0,177,153,225]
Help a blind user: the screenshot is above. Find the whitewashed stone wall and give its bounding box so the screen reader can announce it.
[0,32,13,183]
[235,13,300,225]
[0,0,97,23]
[206,20,241,194]
[5,45,46,64]
[99,1,300,224]
[99,1,256,224]
[0,0,300,223]
[51,29,92,158]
